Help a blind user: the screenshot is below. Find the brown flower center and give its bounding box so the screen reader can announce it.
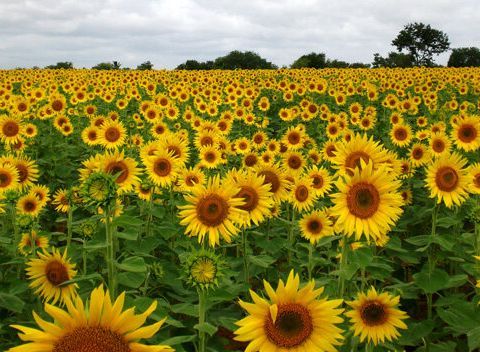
[104,127,121,143]
[287,132,301,145]
[51,100,63,112]
[167,145,181,158]
[0,171,12,188]
[412,147,424,160]
[259,170,280,194]
[153,158,172,177]
[311,175,324,189]
[185,175,199,187]
[435,166,458,192]
[458,124,477,143]
[105,161,129,183]
[53,327,130,352]
[473,173,480,188]
[360,301,388,326]
[345,151,370,175]
[326,145,336,157]
[265,303,313,348]
[23,200,37,212]
[307,218,322,234]
[432,139,445,153]
[244,154,257,167]
[236,186,259,212]
[204,151,216,163]
[287,155,302,170]
[3,121,19,137]
[45,260,69,286]
[295,185,309,202]
[346,182,380,219]
[394,127,407,141]
[196,194,229,227]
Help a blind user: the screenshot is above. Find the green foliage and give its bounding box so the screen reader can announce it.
[392,22,450,66]
[136,61,154,70]
[45,61,74,69]
[291,52,327,68]
[177,51,276,70]
[448,47,480,67]
[92,61,122,70]
[372,52,414,68]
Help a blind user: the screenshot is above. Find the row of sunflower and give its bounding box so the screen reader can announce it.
[0,67,479,351]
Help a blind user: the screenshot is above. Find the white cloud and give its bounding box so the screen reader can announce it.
[0,0,478,68]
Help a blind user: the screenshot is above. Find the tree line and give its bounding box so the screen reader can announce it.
[43,23,480,70]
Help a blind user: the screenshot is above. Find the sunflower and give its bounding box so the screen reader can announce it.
[307,166,333,198]
[429,132,451,156]
[11,155,39,190]
[256,163,291,204]
[282,126,304,150]
[331,160,403,242]
[144,149,180,188]
[290,177,317,212]
[0,163,19,193]
[17,194,43,217]
[199,145,223,169]
[345,287,408,346]
[178,175,246,247]
[195,129,218,149]
[409,143,432,168]
[282,151,305,176]
[234,270,344,351]
[18,230,49,256]
[390,123,412,147]
[26,248,77,305]
[321,140,338,162]
[98,120,126,149]
[100,150,141,194]
[184,249,224,290]
[299,210,334,244]
[425,152,471,208]
[468,163,480,194]
[226,170,273,226]
[8,285,173,352]
[331,134,389,176]
[24,123,37,138]
[29,184,50,206]
[0,115,24,145]
[81,126,100,146]
[135,181,155,201]
[451,115,480,151]
[52,188,70,213]
[177,167,206,192]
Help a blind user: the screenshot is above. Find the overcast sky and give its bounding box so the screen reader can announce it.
[0,0,478,69]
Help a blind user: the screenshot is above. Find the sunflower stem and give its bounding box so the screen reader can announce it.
[365,342,374,352]
[338,235,350,298]
[105,205,117,297]
[287,207,296,265]
[307,244,314,281]
[198,288,207,352]
[242,229,249,284]
[66,205,73,249]
[82,238,87,275]
[427,204,439,321]
[145,187,155,237]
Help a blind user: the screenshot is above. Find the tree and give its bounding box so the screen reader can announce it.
[392,22,450,66]
[325,59,349,68]
[291,52,326,69]
[213,51,276,69]
[45,62,73,69]
[176,60,214,70]
[372,52,413,68]
[137,61,154,70]
[448,47,480,67]
[92,61,121,70]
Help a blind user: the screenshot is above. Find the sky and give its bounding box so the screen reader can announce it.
[0,0,478,69]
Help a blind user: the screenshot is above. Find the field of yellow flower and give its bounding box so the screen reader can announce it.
[0,67,479,351]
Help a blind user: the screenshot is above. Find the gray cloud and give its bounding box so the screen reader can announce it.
[0,0,478,69]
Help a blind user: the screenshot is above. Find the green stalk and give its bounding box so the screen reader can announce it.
[427,204,439,320]
[242,229,249,284]
[287,207,296,265]
[145,188,155,237]
[66,205,73,249]
[82,238,88,275]
[105,205,116,297]
[198,289,207,352]
[307,244,314,281]
[338,236,350,297]
[365,342,374,352]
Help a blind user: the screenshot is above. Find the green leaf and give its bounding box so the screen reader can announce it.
[0,293,25,313]
[468,326,480,351]
[117,272,145,288]
[115,229,138,241]
[248,254,275,268]
[194,322,218,336]
[161,335,196,346]
[171,303,198,317]
[413,268,449,293]
[405,235,430,246]
[115,257,146,273]
[60,273,103,286]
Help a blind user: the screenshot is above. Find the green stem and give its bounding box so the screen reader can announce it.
[66,205,73,249]
[83,238,88,274]
[288,207,296,265]
[338,236,350,297]
[427,204,439,320]
[105,206,116,297]
[307,244,313,281]
[365,342,374,352]
[242,229,249,284]
[145,189,154,237]
[198,289,207,352]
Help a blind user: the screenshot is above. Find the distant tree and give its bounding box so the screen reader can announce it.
[137,61,154,70]
[325,59,349,68]
[92,61,122,70]
[372,52,414,68]
[392,22,450,66]
[45,61,73,69]
[113,61,121,69]
[349,62,371,68]
[448,47,480,67]
[291,52,326,69]
[213,51,276,69]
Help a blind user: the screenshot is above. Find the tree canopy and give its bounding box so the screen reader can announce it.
[45,62,73,69]
[136,61,153,70]
[176,51,276,70]
[448,47,480,67]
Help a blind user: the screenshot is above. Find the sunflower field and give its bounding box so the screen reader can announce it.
[0,67,479,352]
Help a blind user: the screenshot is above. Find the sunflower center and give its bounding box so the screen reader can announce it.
[244,154,257,167]
[190,257,216,283]
[24,200,37,212]
[259,171,280,194]
[311,175,324,189]
[154,158,171,177]
[288,156,302,170]
[88,131,97,141]
[412,147,424,160]
[458,124,477,142]
[346,182,380,219]
[394,127,407,141]
[167,146,181,158]
[326,145,336,157]
[197,194,229,227]
[265,303,313,348]
[200,136,213,146]
[307,219,322,234]
[204,152,216,163]
[105,127,121,142]
[236,186,259,212]
[345,151,370,175]
[185,175,199,187]
[288,132,300,145]
[360,301,388,326]
[435,166,458,192]
[3,121,19,137]
[295,185,309,202]
[432,139,445,153]
[473,173,480,188]
[106,161,128,183]
[45,260,70,286]
[53,326,130,352]
[52,100,63,112]
[0,171,12,187]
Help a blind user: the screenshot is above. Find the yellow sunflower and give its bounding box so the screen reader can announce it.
[225,170,274,226]
[178,175,246,247]
[282,151,306,176]
[98,120,126,149]
[330,160,403,242]
[11,155,40,191]
[468,162,480,194]
[429,132,451,156]
[81,126,100,146]
[290,177,317,213]
[234,270,344,351]
[345,287,408,346]
[17,194,43,217]
[299,210,334,244]
[177,167,206,193]
[256,163,291,204]
[0,162,19,193]
[451,115,480,152]
[307,166,333,198]
[18,230,49,256]
[144,149,180,188]
[8,285,172,352]
[100,150,141,194]
[0,115,24,145]
[52,188,70,213]
[26,248,77,305]
[199,145,224,169]
[425,152,471,208]
[390,123,413,147]
[409,143,432,168]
